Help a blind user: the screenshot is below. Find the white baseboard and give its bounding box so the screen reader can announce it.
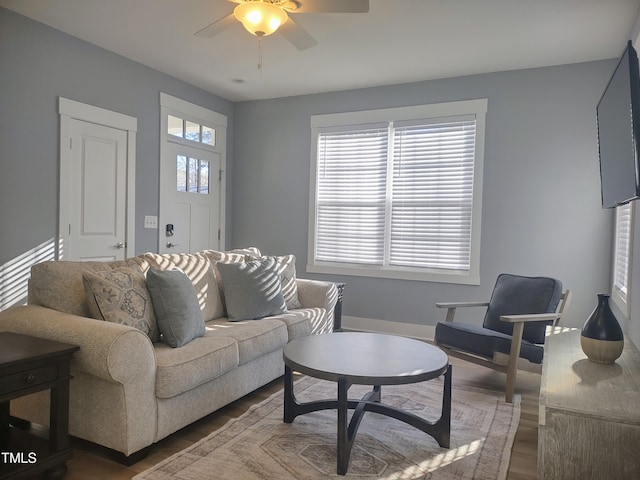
[341,316,436,342]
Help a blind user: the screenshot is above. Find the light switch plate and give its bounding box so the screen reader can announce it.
[144,215,158,229]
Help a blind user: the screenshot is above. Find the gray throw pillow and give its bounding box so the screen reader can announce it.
[217,257,287,321]
[146,268,205,348]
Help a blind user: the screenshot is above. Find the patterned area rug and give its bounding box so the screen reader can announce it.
[134,376,520,479]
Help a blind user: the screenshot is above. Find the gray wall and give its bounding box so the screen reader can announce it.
[0,7,234,269]
[0,7,623,335]
[232,61,617,329]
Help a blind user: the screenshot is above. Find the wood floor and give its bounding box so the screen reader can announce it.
[55,357,541,479]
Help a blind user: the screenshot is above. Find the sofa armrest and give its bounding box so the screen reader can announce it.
[0,305,156,384]
[296,279,339,329]
[297,279,338,309]
[0,304,158,457]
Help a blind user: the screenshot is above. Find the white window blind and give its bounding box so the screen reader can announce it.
[316,125,388,265]
[390,118,476,270]
[612,202,633,317]
[310,100,486,284]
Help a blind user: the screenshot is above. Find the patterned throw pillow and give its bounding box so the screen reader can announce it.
[83,266,160,342]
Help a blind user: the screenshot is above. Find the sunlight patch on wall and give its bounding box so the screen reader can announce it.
[0,239,56,310]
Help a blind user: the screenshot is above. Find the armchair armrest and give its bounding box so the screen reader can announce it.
[0,305,156,384]
[496,311,560,403]
[499,313,561,323]
[436,301,490,309]
[436,301,489,322]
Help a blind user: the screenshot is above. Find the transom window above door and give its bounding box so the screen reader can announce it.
[168,115,216,146]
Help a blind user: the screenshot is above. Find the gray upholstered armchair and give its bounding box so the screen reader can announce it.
[434,274,572,403]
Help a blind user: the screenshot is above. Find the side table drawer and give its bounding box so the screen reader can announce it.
[0,364,59,396]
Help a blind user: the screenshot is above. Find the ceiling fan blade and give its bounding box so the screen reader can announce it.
[278,17,318,51]
[287,0,369,14]
[194,12,236,38]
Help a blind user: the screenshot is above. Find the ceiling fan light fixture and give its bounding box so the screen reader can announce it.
[234,1,288,37]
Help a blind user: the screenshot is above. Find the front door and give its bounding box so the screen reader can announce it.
[159,142,221,254]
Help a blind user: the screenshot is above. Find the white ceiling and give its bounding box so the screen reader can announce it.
[2,0,639,102]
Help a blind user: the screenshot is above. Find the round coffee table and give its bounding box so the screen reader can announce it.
[283,332,451,475]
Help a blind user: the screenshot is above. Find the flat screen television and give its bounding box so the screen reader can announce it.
[597,40,640,208]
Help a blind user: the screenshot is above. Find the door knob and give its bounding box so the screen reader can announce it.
[114,242,126,249]
[166,242,179,248]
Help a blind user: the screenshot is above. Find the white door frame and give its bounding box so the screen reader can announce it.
[58,97,137,260]
[159,93,227,252]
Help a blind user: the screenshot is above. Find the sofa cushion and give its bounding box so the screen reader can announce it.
[154,334,238,398]
[217,257,287,321]
[138,252,224,321]
[147,268,205,348]
[201,246,262,265]
[267,309,322,341]
[435,321,544,364]
[82,266,160,342]
[205,317,288,365]
[29,259,135,317]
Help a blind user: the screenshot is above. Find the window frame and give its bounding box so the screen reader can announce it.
[611,201,634,318]
[307,99,487,285]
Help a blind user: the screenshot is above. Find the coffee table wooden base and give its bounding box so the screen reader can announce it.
[284,364,452,475]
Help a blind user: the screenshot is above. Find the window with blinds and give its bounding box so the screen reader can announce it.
[309,100,487,284]
[611,202,634,318]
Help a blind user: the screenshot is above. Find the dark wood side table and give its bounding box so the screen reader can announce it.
[0,332,79,480]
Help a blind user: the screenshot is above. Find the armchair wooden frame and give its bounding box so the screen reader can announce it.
[435,290,572,403]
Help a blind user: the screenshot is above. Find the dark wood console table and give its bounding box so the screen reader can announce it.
[0,332,79,480]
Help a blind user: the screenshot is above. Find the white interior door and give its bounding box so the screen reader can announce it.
[66,119,128,261]
[159,142,221,254]
[59,97,137,262]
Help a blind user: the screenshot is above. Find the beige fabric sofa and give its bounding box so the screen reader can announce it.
[0,248,338,462]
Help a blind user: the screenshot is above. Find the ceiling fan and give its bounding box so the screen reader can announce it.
[195,0,369,51]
